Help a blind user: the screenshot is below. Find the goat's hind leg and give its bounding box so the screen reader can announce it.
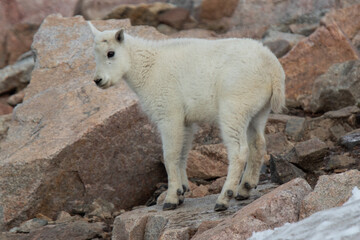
[159,120,185,210]
[236,106,269,200]
[215,105,251,211]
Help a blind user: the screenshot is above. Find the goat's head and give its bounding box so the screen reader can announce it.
[88,22,130,89]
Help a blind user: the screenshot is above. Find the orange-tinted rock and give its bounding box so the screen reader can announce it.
[199,0,239,20]
[158,8,190,30]
[187,144,228,179]
[321,4,360,40]
[280,23,359,100]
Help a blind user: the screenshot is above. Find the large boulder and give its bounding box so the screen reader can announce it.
[308,60,360,113]
[280,23,359,101]
[0,15,169,231]
[0,0,79,68]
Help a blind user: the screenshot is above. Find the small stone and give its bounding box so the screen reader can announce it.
[270,155,306,184]
[339,129,360,150]
[56,211,72,223]
[285,117,305,141]
[324,106,360,119]
[190,184,210,198]
[266,132,293,155]
[156,191,167,205]
[16,218,48,233]
[287,138,328,171]
[263,40,291,58]
[325,154,356,171]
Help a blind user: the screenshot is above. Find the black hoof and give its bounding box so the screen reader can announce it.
[244,182,252,190]
[214,203,228,211]
[235,194,250,201]
[163,202,177,211]
[177,188,182,196]
[182,185,189,193]
[226,190,233,198]
[178,197,184,205]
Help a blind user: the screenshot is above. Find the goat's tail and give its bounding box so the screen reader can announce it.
[270,64,286,113]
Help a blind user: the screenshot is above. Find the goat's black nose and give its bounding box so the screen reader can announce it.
[94,78,102,85]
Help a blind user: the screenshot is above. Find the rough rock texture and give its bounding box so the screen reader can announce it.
[309,60,360,113]
[300,170,360,219]
[321,4,360,40]
[270,155,306,184]
[157,8,190,30]
[226,0,360,38]
[0,15,168,231]
[339,129,360,150]
[104,2,175,27]
[79,0,167,20]
[280,23,359,100]
[192,178,312,240]
[285,117,305,141]
[112,183,278,240]
[0,220,105,240]
[262,30,305,48]
[286,138,328,171]
[263,40,291,58]
[251,189,360,240]
[325,154,356,171]
[199,0,239,20]
[187,144,228,179]
[0,51,34,95]
[265,132,293,156]
[0,0,79,67]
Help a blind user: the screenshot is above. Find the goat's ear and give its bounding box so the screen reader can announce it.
[88,21,100,36]
[115,29,124,43]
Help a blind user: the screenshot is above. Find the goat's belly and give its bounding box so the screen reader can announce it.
[184,102,218,123]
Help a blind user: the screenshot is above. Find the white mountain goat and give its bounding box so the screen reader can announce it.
[88,22,285,211]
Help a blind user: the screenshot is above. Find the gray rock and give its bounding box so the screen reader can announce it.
[2,220,105,240]
[339,128,360,149]
[325,154,356,171]
[0,51,34,95]
[263,40,291,58]
[324,106,360,119]
[112,183,278,240]
[262,30,305,48]
[10,218,48,233]
[309,60,360,113]
[270,155,306,184]
[285,117,305,141]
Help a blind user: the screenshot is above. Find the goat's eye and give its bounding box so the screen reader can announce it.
[107,51,115,58]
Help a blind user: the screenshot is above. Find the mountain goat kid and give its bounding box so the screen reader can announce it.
[88,22,285,211]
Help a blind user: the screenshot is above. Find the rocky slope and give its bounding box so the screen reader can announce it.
[0,0,360,239]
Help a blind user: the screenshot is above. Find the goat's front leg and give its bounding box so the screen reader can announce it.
[158,120,185,210]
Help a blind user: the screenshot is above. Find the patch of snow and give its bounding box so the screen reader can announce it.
[250,187,360,240]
